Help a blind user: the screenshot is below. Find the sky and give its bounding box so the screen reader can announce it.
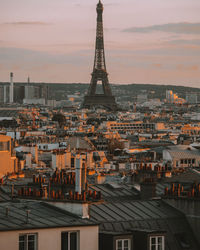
[1,0,200,87]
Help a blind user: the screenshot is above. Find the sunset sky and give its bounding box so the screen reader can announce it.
[1,0,200,87]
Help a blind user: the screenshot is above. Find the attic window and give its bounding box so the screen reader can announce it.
[150,236,165,250]
[116,239,131,250]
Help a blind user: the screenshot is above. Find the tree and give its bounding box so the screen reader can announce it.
[52,113,66,128]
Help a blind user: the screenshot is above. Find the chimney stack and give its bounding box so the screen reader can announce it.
[140,178,157,200]
[81,161,87,191]
[6,207,9,217]
[9,72,14,103]
[75,154,82,195]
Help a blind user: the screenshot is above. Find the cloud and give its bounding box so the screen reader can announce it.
[153,63,163,69]
[0,47,92,66]
[176,64,199,71]
[168,39,200,46]
[1,21,51,26]
[123,22,200,35]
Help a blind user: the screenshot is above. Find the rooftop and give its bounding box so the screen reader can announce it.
[0,200,96,232]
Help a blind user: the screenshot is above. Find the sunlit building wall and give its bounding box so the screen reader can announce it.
[0,135,17,177]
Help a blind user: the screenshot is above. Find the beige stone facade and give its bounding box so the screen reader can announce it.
[0,225,98,250]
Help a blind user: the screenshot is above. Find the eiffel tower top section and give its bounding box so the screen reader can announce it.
[93,0,106,71]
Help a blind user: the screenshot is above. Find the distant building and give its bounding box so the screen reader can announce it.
[0,86,4,103]
[186,93,198,104]
[163,145,200,168]
[104,121,165,133]
[181,124,200,135]
[9,72,14,103]
[137,93,148,103]
[0,85,10,103]
[25,85,36,99]
[23,82,48,105]
[166,90,186,104]
[14,85,25,103]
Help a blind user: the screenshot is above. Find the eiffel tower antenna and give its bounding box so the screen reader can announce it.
[82,0,118,111]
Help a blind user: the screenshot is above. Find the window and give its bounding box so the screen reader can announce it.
[150,236,165,250]
[0,141,10,151]
[116,239,131,250]
[19,234,37,250]
[61,231,78,250]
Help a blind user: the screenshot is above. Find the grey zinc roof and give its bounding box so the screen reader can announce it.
[0,110,19,118]
[67,136,94,150]
[166,145,200,159]
[0,188,11,202]
[89,199,199,250]
[89,184,139,201]
[164,169,200,183]
[90,200,181,222]
[0,200,96,232]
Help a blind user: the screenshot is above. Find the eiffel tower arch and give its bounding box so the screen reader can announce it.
[82,0,118,111]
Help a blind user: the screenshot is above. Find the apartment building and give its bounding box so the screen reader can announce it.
[0,200,98,250]
[0,135,17,177]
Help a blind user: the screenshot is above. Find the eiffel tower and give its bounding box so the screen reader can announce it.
[83,0,118,111]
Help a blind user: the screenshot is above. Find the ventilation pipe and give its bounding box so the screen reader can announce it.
[75,154,82,195]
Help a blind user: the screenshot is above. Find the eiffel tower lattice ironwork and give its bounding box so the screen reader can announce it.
[83,0,118,110]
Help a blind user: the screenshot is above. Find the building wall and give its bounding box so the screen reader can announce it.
[0,225,98,250]
[163,150,172,162]
[181,124,200,135]
[165,199,200,246]
[163,149,200,167]
[186,93,198,104]
[0,135,16,177]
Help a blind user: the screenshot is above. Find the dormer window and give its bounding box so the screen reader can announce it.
[150,236,165,250]
[116,239,131,250]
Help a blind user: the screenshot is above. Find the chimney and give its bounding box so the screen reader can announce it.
[140,178,156,200]
[9,72,14,103]
[81,161,87,191]
[6,207,9,217]
[75,154,82,195]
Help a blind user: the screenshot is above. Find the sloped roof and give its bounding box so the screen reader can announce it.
[0,200,96,232]
[166,148,200,159]
[0,188,11,202]
[89,184,139,201]
[90,199,199,250]
[67,136,94,150]
[164,169,200,183]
